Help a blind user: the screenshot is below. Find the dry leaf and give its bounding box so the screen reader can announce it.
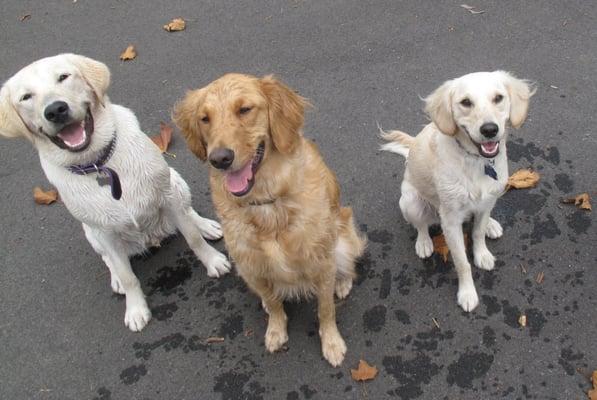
[460,4,485,14]
[205,337,225,343]
[20,14,31,22]
[507,169,540,190]
[33,187,58,205]
[151,122,173,153]
[432,232,469,262]
[351,359,378,382]
[119,45,137,61]
[518,314,527,327]
[163,17,186,32]
[536,271,544,284]
[562,193,592,211]
[589,370,597,400]
[244,329,254,337]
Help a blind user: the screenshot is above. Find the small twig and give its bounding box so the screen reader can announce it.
[432,318,440,329]
[536,271,545,284]
[205,336,225,344]
[519,264,527,274]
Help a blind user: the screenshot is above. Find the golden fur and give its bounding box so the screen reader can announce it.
[173,73,366,366]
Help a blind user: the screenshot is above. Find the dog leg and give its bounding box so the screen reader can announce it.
[486,217,503,239]
[400,181,435,258]
[334,207,366,299]
[248,278,288,352]
[473,211,496,271]
[190,212,224,241]
[440,211,479,312]
[83,224,125,294]
[317,266,347,367]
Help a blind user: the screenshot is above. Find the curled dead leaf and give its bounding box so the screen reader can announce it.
[163,17,186,32]
[432,232,469,263]
[518,314,527,327]
[150,122,173,153]
[562,193,592,211]
[588,370,597,400]
[507,169,540,190]
[20,14,31,22]
[119,45,137,61]
[351,359,378,382]
[33,187,58,205]
[535,271,544,284]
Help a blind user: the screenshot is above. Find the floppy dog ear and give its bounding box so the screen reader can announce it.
[172,89,207,161]
[260,75,308,154]
[497,71,535,128]
[64,54,110,105]
[424,80,457,136]
[0,86,30,139]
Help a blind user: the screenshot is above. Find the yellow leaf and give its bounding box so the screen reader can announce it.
[33,187,58,205]
[432,232,469,263]
[518,314,527,327]
[351,359,378,382]
[150,122,173,153]
[562,193,592,211]
[119,45,137,61]
[163,17,186,32]
[507,169,540,190]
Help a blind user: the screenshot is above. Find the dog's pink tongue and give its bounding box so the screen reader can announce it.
[481,142,498,154]
[225,162,253,194]
[57,122,85,147]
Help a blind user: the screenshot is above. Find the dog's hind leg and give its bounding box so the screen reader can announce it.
[400,180,436,258]
[334,207,366,299]
[317,262,347,367]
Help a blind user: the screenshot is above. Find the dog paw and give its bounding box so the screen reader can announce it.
[124,304,152,332]
[204,251,232,278]
[199,218,223,241]
[321,331,347,367]
[415,236,433,258]
[335,278,353,299]
[265,327,288,353]
[457,287,479,312]
[110,274,125,295]
[486,218,503,239]
[474,248,495,271]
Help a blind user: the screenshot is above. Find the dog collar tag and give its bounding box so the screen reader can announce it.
[484,164,498,180]
[96,175,110,187]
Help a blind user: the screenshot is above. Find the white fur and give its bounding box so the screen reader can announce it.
[382,71,534,312]
[0,54,231,331]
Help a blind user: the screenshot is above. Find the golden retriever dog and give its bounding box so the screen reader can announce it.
[381,71,534,312]
[173,74,366,366]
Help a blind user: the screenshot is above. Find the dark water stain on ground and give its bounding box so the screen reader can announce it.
[363,304,387,332]
[501,300,521,328]
[92,387,112,400]
[286,391,299,400]
[482,295,502,316]
[412,328,455,352]
[368,229,394,244]
[355,252,377,285]
[152,302,178,321]
[300,384,317,399]
[554,173,574,192]
[394,309,411,324]
[213,371,253,400]
[566,211,591,235]
[146,260,193,297]
[197,274,247,309]
[133,333,207,360]
[558,346,584,376]
[218,313,244,339]
[379,269,392,299]
[525,308,547,337]
[446,350,494,389]
[508,139,559,166]
[482,326,496,348]
[119,364,147,385]
[530,214,561,244]
[383,353,442,399]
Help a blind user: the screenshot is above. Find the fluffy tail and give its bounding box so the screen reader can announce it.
[379,128,415,158]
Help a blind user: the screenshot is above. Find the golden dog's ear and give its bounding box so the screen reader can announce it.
[172,89,207,161]
[424,80,457,136]
[497,71,535,128]
[64,54,110,105]
[260,75,308,154]
[0,86,30,139]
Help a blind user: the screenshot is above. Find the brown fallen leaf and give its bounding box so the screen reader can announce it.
[507,169,540,190]
[588,370,597,400]
[163,17,186,32]
[244,329,254,337]
[119,45,137,61]
[536,271,544,284]
[518,314,527,327]
[20,14,31,22]
[33,187,58,205]
[460,4,485,14]
[562,193,592,211]
[205,337,225,343]
[151,122,173,153]
[432,232,469,262]
[351,359,378,382]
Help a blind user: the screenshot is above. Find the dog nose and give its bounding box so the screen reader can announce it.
[44,101,70,123]
[480,123,499,138]
[209,148,235,170]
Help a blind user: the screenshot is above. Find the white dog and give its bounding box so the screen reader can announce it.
[381,71,534,312]
[0,54,231,331]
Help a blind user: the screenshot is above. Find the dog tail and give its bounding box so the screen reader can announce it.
[379,128,414,158]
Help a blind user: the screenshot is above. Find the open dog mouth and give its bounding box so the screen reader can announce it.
[47,108,94,152]
[224,141,265,197]
[476,141,499,158]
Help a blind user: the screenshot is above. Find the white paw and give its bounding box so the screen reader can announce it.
[474,247,495,271]
[203,250,231,278]
[321,331,347,367]
[124,304,152,332]
[335,278,353,299]
[486,218,503,239]
[415,235,433,259]
[110,274,125,295]
[199,218,223,241]
[457,287,479,312]
[265,327,288,353]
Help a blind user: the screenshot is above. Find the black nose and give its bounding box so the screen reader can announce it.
[209,148,235,170]
[44,101,70,123]
[480,123,499,138]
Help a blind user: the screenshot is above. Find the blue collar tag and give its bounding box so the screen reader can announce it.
[484,164,498,180]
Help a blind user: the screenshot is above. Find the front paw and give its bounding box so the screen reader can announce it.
[457,286,479,312]
[415,235,433,259]
[321,330,347,367]
[204,250,232,278]
[199,218,223,241]
[110,274,125,295]
[486,218,503,239]
[124,304,152,332]
[474,247,495,271]
[265,326,288,353]
[335,278,353,299]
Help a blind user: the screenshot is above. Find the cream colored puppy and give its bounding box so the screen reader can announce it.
[382,71,534,312]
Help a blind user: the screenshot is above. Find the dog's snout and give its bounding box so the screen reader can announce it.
[44,101,70,124]
[480,123,499,138]
[209,148,235,170]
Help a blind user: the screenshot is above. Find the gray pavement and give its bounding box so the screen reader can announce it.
[1,1,596,399]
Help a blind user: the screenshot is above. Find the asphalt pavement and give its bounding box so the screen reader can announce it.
[0,1,595,399]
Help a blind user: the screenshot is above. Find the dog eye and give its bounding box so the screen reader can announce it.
[58,73,71,83]
[20,93,32,101]
[460,98,473,107]
[239,106,252,115]
[493,94,504,104]
[200,116,210,123]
